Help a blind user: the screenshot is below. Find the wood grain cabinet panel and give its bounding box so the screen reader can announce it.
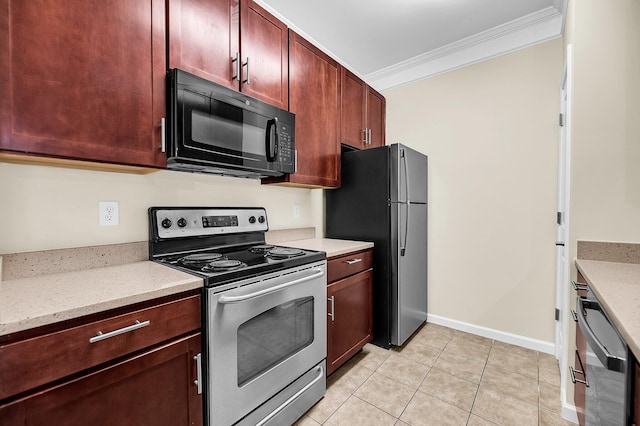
[0,0,167,168]
[167,0,239,90]
[366,85,386,148]
[0,294,201,400]
[264,30,340,187]
[167,0,288,109]
[326,249,373,375]
[0,292,203,424]
[0,334,203,426]
[339,67,386,150]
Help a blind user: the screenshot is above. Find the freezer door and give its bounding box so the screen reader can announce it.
[390,144,428,204]
[391,202,428,346]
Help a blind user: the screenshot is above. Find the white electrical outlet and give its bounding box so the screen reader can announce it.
[293,204,301,219]
[99,201,119,226]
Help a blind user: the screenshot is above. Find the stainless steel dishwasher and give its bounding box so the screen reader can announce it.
[576,294,634,426]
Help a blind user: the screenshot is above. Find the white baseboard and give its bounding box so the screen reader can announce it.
[427,314,556,355]
[562,402,579,424]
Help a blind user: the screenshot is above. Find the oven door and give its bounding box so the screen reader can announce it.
[206,262,326,426]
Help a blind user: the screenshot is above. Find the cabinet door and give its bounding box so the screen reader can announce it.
[0,334,203,426]
[327,269,373,375]
[340,67,367,150]
[239,0,288,110]
[0,0,166,168]
[366,86,386,148]
[267,30,340,187]
[167,0,240,90]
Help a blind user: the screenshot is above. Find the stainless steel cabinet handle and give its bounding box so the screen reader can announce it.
[194,353,203,395]
[572,280,589,292]
[242,57,250,84]
[160,118,166,152]
[255,364,324,426]
[89,320,150,343]
[571,309,578,322]
[362,129,368,145]
[569,365,589,386]
[328,296,335,322]
[345,258,362,265]
[232,52,241,81]
[367,128,372,144]
[219,268,325,303]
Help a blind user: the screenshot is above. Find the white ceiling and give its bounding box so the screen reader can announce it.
[257,0,566,90]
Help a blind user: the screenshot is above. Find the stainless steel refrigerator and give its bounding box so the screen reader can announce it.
[326,143,427,348]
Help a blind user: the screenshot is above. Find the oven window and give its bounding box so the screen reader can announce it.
[237,296,314,387]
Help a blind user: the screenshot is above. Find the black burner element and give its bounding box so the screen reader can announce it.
[178,253,224,268]
[203,259,247,272]
[266,247,305,259]
[249,244,275,254]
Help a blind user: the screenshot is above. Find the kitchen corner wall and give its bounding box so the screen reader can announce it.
[384,39,564,344]
[0,163,324,254]
[562,0,640,409]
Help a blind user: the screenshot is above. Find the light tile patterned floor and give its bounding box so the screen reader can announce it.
[295,323,576,426]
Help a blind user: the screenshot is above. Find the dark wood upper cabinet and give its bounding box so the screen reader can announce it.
[264,30,340,188]
[340,67,386,150]
[167,0,239,90]
[167,0,288,110]
[0,0,167,168]
[366,85,386,148]
[340,68,367,149]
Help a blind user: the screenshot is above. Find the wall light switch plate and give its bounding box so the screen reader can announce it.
[99,201,119,226]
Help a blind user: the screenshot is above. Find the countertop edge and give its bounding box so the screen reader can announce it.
[0,262,204,337]
[280,238,374,258]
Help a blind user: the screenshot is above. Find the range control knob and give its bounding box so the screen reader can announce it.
[249,216,256,224]
[177,218,187,228]
[258,216,265,224]
[161,218,172,229]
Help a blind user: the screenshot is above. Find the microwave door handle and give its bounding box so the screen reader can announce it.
[265,117,278,162]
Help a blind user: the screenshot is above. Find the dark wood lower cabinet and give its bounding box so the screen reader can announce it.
[327,269,373,375]
[0,333,202,425]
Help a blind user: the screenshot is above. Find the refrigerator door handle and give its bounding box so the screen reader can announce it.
[400,202,409,256]
[401,148,411,203]
[400,148,410,256]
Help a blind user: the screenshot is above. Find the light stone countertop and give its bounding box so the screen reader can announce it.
[575,259,640,359]
[0,236,369,337]
[0,261,203,336]
[280,238,374,258]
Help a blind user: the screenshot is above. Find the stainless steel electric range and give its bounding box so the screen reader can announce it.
[149,207,327,426]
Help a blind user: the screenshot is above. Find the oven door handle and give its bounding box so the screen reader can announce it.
[218,268,325,304]
[576,297,627,372]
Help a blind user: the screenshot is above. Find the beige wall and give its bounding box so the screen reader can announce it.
[563,0,640,410]
[0,163,324,254]
[384,39,564,343]
[568,0,640,247]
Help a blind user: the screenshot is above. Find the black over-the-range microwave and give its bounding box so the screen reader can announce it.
[165,69,295,178]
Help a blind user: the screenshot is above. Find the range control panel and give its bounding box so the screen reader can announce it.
[153,208,268,239]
